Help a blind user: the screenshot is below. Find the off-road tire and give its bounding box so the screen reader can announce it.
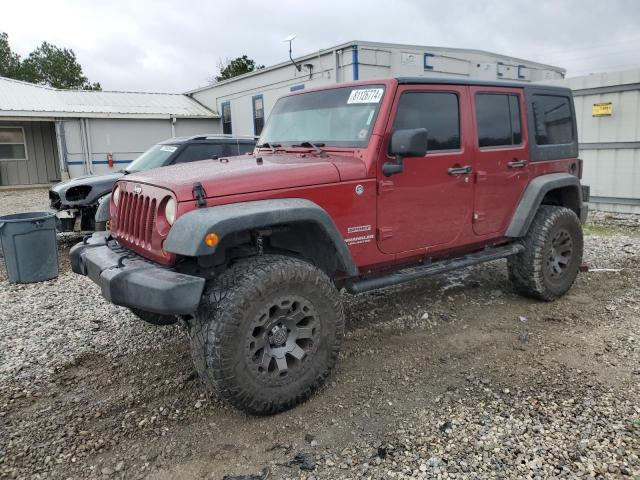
[128,307,177,326]
[189,255,344,415]
[508,205,583,301]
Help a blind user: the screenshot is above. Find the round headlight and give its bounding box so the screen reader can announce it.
[112,185,120,207]
[165,198,177,225]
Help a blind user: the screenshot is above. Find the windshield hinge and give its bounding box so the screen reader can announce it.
[192,182,207,208]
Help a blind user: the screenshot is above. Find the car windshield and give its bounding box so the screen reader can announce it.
[125,144,179,173]
[258,85,385,148]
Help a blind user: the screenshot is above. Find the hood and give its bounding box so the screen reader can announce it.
[124,153,367,201]
[50,172,123,207]
[51,172,123,193]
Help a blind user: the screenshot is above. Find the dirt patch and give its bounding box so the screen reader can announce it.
[2,253,639,479]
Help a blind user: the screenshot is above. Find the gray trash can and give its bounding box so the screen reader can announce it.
[0,211,59,283]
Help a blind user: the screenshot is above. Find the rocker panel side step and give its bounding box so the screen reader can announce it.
[345,243,525,294]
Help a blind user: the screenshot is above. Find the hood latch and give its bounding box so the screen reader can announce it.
[192,182,207,208]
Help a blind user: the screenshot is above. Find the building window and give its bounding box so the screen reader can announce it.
[475,94,522,147]
[0,126,28,161]
[392,92,460,152]
[221,102,232,134]
[252,95,264,136]
[532,94,574,145]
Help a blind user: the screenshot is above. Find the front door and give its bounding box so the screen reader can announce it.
[470,87,530,236]
[376,85,474,255]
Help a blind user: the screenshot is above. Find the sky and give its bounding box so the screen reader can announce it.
[3,0,640,93]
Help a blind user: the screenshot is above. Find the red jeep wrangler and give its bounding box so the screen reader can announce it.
[71,78,588,414]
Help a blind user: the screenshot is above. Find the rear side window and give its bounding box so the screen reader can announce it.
[532,94,574,145]
[173,144,228,164]
[393,92,460,151]
[475,94,522,147]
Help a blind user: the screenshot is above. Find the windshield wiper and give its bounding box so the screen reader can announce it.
[256,142,281,153]
[292,141,327,156]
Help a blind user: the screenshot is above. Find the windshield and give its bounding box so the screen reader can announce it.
[259,85,385,148]
[125,144,179,173]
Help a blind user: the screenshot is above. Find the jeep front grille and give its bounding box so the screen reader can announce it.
[113,192,156,248]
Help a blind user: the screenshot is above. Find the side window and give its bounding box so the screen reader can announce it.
[221,102,232,135]
[173,144,227,164]
[475,93,522,147]
[532,95,574,145]
[393,92,460,152]
[252,95,264,136]
[0,126,28,160]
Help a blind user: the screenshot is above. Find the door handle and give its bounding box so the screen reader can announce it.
[448,165,472,175]
[507,159,528,168]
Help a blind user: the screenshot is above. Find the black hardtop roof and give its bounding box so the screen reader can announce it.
[158,135,257,145]
[396,77,572,94]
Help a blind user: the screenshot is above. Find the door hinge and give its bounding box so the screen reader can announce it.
[192,182,207,208]
[377,227,393,240]
[377,180,394,194]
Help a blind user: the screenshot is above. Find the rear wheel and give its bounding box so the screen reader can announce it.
[189,255,344,415]
[508,205,583,301]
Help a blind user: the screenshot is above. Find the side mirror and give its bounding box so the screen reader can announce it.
[389,128,428,157]
[383,128,428,177]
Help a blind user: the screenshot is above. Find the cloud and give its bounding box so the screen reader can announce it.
[3,0,639,92]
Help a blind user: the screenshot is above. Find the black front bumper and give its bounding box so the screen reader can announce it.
[70,233,205,315]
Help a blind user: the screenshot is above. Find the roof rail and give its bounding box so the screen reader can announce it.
[188,134,258,140]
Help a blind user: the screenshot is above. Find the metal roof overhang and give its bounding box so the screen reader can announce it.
[0,111,219,120]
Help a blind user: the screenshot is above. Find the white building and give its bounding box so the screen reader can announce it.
[186,40,566,137]
[0,77,218,185]
[543,69,640,213]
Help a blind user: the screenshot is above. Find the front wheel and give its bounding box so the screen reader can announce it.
[189,255,344,415]
[508,205,583,301]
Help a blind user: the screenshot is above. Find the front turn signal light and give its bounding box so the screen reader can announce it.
[204,232,219,247]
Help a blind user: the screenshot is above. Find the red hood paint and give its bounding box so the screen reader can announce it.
[124,152,367,201]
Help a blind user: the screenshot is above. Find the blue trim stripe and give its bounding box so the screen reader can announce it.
[67,160,131,165]
[351,44,359,81]
[290,84,305,92]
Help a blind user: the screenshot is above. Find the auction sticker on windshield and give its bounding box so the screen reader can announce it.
[160,146,178,152]
[347,88,384,104]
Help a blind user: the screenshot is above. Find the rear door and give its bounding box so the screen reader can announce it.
[470,87,530,236]
[376,84,475,254]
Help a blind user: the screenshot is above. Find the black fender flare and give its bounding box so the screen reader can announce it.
[506,173,584,238]
[163,198,358,276]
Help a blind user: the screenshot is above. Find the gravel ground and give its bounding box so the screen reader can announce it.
[0,189,639,479]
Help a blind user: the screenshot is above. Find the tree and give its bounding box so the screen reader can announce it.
[214,55,264,82]
[0,32,21,78]
[20,41,101,90]
[0,32,101,90]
